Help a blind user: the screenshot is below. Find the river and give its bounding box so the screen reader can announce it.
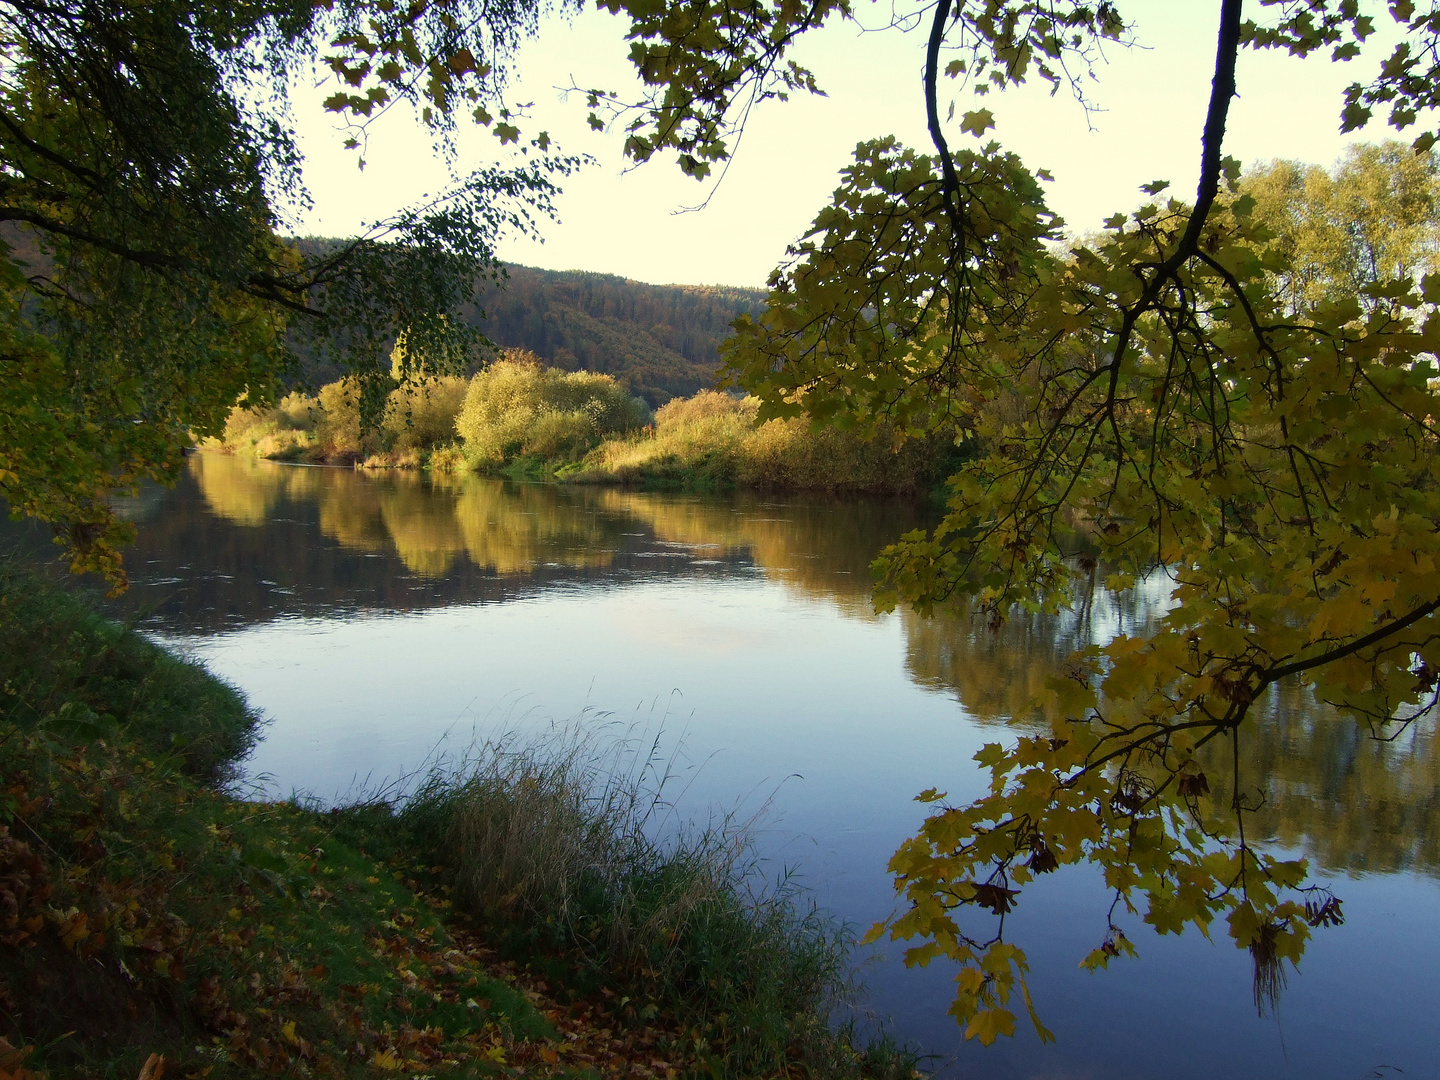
[13,452,1440,1079]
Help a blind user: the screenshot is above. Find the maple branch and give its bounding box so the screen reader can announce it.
[1266,597,1440,683]
[1101,0,1242,415]
[1181,0,1242,253]
[924,0,966,249]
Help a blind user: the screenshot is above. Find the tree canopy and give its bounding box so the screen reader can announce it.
[0,0,575,584]
[581,0,1440,1044]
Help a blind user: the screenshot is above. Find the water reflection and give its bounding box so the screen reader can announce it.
[25,451,1440,882]
[1211,681,1440,877]
[178,453,929,611]
[901,577,1440,879]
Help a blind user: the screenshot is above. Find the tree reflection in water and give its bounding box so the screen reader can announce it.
[902,573,1440,880]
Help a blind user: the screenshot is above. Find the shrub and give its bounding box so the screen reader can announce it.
[653,388,754,429]
[426,442,468,473]
[220,391,319,459]
[313,377,374,461]
[457,352,651,466]
[576,389,950,495]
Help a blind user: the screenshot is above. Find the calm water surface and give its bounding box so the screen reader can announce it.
[21,453,1440,1079]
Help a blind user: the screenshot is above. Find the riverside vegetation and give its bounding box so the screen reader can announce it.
[0,560,919,1079]
[217,351,956,496]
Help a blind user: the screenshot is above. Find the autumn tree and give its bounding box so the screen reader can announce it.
[0,0,575,584]
[1242,140,1440,312]
[580,0,1440,1043]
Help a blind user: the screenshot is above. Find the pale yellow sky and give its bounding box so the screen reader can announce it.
[291,0,1407,289]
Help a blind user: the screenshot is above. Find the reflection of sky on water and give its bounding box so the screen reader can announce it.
[11,454,1440,1079]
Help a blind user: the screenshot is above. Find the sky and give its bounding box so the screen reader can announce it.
[289,1,1408,289]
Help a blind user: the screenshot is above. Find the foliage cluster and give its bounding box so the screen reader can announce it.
[574,390,956,494]
[454,353,652,469]
[220,374,471,469]
[703,16,1440,1046]
[563,0,1440,1042]
[222,352,656,473]
[1240,141,1440,312]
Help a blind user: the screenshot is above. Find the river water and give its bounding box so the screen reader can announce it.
[17,453,1440,1079]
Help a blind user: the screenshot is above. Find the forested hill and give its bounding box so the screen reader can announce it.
[464,265,767,405]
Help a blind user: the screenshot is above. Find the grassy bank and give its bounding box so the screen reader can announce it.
[0,561,917,1079]
[218,357,959,497]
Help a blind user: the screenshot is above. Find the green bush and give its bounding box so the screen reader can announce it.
[456,351,651,466]
[313,376,375,461]
[219,391,319,460]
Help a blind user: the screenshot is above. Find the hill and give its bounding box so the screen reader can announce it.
[464,265,766,405]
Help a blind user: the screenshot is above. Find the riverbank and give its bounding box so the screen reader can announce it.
[0,562,917,1079]
[217,357,959,497]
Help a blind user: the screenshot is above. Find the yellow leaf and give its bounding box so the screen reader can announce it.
[370,1050,403,1071]
[955,967,985,996]
[964,1008,1016,1045]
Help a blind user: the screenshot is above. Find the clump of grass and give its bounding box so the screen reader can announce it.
[0,562,566,1078]
[426,442,469,473]
[398,729,916,1077]
[0,563,921,1079]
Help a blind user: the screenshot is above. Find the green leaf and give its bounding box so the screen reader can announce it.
[960,109,996,137]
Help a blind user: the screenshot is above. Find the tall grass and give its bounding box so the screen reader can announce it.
[398,728,917,1077]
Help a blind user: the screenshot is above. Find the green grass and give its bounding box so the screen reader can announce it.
[0,560,255,782]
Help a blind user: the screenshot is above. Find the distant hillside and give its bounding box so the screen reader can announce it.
[464,266,767,405]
